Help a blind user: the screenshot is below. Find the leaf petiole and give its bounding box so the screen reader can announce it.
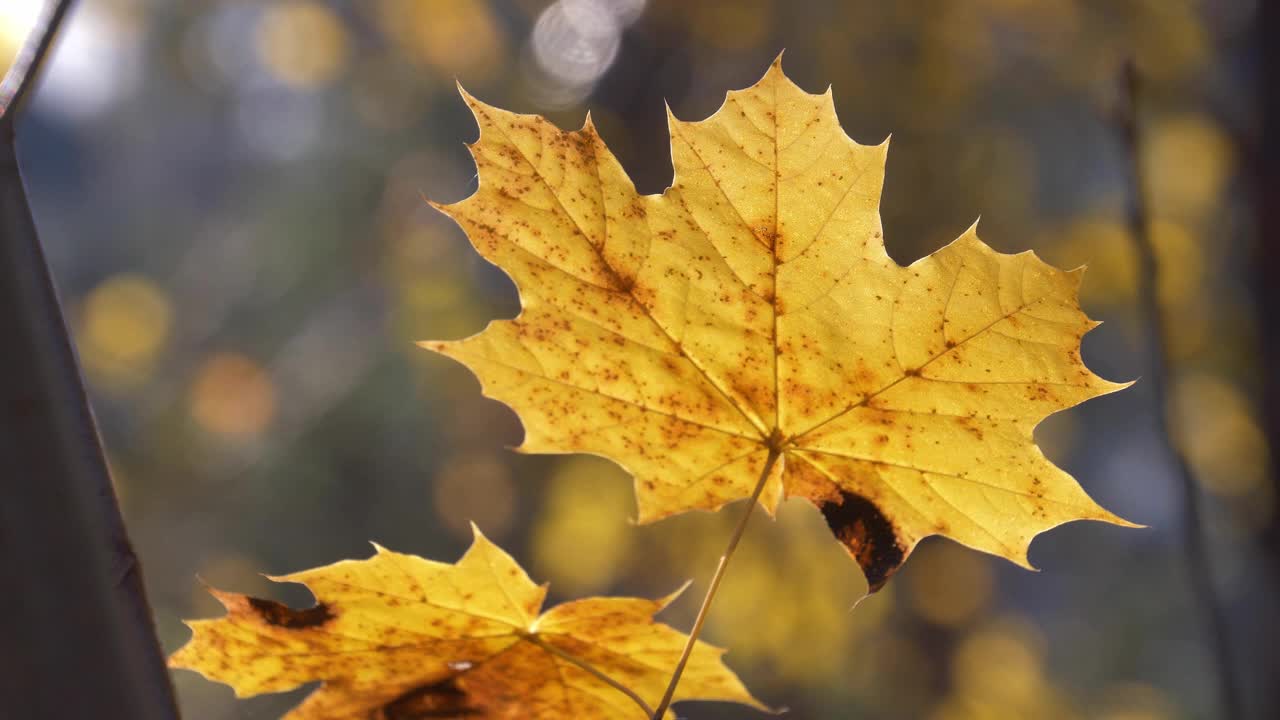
[651,445,782,719]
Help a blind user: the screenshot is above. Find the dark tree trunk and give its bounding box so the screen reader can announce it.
[1253,2,1280,719]
[0,123,180,720]
[0,2,180,716]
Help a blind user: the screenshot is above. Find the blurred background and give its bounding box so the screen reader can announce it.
[2,1,1272,718]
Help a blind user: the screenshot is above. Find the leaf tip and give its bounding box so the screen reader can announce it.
[1112,516,1148,530]
[167,640,203,672]
[1014,552,1039,573]
[655,579,694,610]
[455,83,497,132]
[204,585,241,611]
[1091,374,1137,398]
[662,98,682,128]
[1087,499,1145,529]
[955,217,982,245]
[455,80,478,106]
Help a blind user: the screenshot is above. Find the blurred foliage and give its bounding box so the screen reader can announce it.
[2,0,1270,718]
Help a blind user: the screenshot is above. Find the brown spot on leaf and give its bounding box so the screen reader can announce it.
[246,598,335,629]
[382,677,484,719]
[819,490,906,592]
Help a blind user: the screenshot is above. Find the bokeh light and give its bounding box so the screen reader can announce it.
[189,353,277,438]
[906,539,994,627]
[32,3,141,120]
[532,456,635,595]
[1144,114,1233,222]
[1176,373,1271,500]
[375,0,507,83]
[433,453,517,540]
[526,0,645,107]
[78,274,173,391]
[254,1,349,90]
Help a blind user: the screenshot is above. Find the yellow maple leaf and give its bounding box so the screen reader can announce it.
[422,56,1137,590]
[169,527,761,718]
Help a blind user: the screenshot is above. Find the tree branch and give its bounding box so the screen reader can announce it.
[1115,60,1242,720]
[0,0,73,124]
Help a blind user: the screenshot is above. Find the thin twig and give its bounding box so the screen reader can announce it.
[0,0,74,124]
[652,445,782,719]
[1116,60,1242,720]
[521,632,655,718]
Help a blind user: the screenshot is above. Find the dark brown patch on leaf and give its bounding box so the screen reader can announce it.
[819,490,906,592]
[246,597,334,629]
[382,677,484,719]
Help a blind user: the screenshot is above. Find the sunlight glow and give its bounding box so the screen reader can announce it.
[0,0,42,44]
[0,0,43,74]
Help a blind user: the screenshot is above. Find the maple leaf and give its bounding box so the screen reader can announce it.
[169,526,762,719]
[421,56,1137,591]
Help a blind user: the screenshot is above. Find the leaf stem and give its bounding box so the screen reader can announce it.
[522,632,656,718]
[651,446,782,719]
[1115,60,1242,720]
